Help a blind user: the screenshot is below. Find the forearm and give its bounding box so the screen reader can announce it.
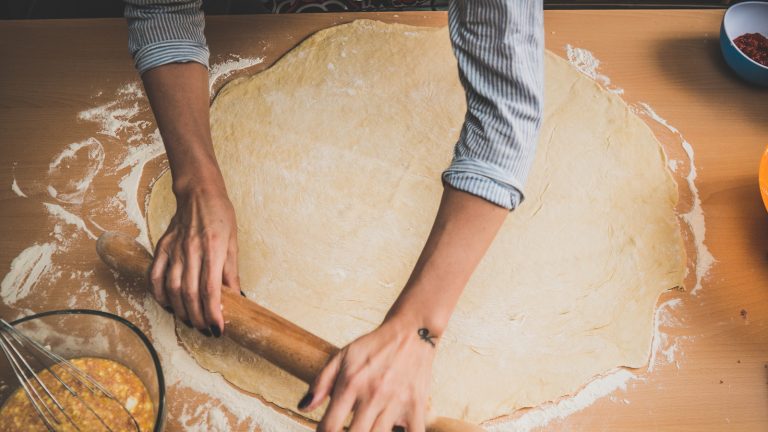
[388,0,544,336]
[386,186,508,335]
[142,63,225,195]
[125,0,217,193]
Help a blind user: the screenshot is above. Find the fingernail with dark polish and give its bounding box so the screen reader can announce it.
[240,290,246,298]
[183,320,192,329]
[164,306,174,314]
[200,328,213,337]
[210,325,221,338]
[297,392,313,410]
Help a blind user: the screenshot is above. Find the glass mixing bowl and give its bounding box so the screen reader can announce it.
[0,309,165,431]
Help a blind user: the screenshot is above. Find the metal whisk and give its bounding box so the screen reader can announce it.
[0,319,140,432]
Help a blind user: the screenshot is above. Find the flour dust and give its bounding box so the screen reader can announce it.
[1,55,309,431]
[481,46,706,431]
[2,47,703,431]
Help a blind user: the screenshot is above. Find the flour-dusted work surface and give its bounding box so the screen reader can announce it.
[1,10,767,432]
[148,19,688,426]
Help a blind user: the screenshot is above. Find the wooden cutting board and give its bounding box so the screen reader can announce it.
[0,10,766,431]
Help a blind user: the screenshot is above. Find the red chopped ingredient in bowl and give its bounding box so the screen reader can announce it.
[733,32,768,67]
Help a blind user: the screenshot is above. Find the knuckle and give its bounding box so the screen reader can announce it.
[205,280,220,295]
[397,390,413,405]
[344,345,360,359]
[203,282,219,296]
[198,286,209,302]
[203,246,217,258]
[371,376,389,394]
[181,241,195,256]
[156,235,171,251]
[166,281,181,294]
[205,270,220,284]
[320,360,338,381]
[204,231,221,244]
[186,233,201,247]
[150,273,164,288]
[169,246,183,263]
[344,372,365,391]
[160,236,178,253]
[181,289,197,304]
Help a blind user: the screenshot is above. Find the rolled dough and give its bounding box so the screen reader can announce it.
[147,20,686,424]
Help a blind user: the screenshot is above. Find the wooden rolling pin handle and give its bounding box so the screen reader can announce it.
[95,231,336,382]
[219,289,337,383]
[96,232,484,432]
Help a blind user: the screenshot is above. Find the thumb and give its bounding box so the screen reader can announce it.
[298,351,343,412]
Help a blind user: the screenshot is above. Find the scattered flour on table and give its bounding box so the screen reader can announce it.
[43,202,98,240]
[489,294,687,431]
[11,162,28,198]
[47,137,105,204]
[648,298,686,372]
[116,131,166,249]
[143,300,308,431]
[73,73,309,430]
[117,82,144,98]
[2,81,155,318]
[78,82,149,139]
[565,44,624,94]
[179,402,232,432]
[482,47,698,432]
[1,243,56,305]
[11,177,27,198]
[79,102,146,139]
[638,102,715,295]
[209,55,265,96]
[488,369,637,432]
[77,81,167,249]
[2,52,700,431]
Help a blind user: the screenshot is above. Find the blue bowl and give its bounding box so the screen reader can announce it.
[720,1,768,86]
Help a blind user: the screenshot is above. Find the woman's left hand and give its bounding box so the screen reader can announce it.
[297,316,437,432]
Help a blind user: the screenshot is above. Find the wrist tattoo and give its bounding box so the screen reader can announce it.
[417,328,436,347]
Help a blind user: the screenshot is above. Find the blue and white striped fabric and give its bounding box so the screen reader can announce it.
[444,0,543,209]
[124,0,209,74]
[124,0,543,210]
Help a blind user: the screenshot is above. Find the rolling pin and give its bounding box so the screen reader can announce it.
[96,231,484,432]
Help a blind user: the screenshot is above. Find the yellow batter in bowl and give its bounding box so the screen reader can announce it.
[0,357,154,432]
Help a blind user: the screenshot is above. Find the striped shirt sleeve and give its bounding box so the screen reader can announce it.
[444,0,544,210]
[123,0,209,75]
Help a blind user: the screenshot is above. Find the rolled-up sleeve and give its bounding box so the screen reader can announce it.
[443,0,544,210]
[124,0,209,75]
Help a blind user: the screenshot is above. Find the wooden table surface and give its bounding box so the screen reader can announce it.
[1,9,767,431]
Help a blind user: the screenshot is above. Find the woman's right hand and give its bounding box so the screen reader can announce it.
[150,180,240,338]
[139,62,241,337]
